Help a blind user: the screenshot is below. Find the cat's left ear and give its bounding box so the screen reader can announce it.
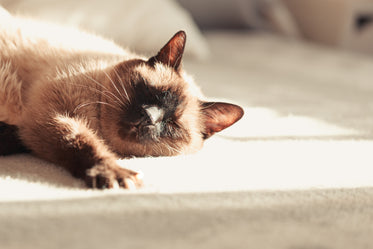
[200,102,244,139]
[148,30,186,71]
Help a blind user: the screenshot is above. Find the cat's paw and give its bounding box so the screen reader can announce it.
[85,162,143,189]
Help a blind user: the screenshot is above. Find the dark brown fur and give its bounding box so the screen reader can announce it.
[0,122,29,155]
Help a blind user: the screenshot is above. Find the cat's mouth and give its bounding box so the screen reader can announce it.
[137,123,162,142]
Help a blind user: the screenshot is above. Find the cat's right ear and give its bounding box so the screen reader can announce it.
[148,31,186,71]
[200,102,244,139]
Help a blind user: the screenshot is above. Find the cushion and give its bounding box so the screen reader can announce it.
[0,0,209,59]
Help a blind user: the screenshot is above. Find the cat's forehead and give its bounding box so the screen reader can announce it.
[134,63,185,88]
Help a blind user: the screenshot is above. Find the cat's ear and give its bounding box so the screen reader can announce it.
[200,102,244,139]
[148,30,186,71]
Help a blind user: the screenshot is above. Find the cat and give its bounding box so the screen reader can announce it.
[0,9,244,189]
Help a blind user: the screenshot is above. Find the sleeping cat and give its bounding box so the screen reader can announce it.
[0,9,244,189]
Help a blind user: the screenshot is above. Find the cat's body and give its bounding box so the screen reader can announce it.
[0,8,243,189]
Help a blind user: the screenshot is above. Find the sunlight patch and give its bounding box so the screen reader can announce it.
[219,107,359,138]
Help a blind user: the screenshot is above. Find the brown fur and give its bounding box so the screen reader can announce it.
[0,10,244,189]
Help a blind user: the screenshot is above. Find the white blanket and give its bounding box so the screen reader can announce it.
[1,32,373,249]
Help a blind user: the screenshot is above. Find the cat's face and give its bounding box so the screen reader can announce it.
[100,31,243,157]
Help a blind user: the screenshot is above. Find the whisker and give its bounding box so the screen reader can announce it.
[168,44,172,67]
[201,102,216,110]
[113,67,130,102]
[82,73,109,91]
[155,144,163,155]
[73,101,120,113]
[82,73,127,107]
[103,70,126,105]
[169,144,181,155]
[63,81,123,108]
[102,90,127,107]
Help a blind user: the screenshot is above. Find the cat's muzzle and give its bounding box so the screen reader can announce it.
[137,105,164,142]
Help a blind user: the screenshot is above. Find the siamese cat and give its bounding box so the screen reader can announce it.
[0,9,244,189]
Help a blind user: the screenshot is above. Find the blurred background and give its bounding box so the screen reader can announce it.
[179,0,373,56]
[2,0,373,57]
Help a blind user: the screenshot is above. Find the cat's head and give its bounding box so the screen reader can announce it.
[100,31,244,157]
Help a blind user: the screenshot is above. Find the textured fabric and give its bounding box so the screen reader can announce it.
[1,189,373,249]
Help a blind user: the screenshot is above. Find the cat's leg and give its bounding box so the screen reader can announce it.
[19,115,142,189]
[0,121,30,155]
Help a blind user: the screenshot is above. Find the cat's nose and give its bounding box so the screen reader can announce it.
[141,105,164,126]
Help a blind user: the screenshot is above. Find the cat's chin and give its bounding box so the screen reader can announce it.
[115,144,183,158]
[114,129,177,157]
[118,125,160,144]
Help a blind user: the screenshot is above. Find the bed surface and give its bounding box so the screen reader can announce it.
[1,31,373,249]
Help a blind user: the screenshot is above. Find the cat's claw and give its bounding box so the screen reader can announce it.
[85,163,143,189]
